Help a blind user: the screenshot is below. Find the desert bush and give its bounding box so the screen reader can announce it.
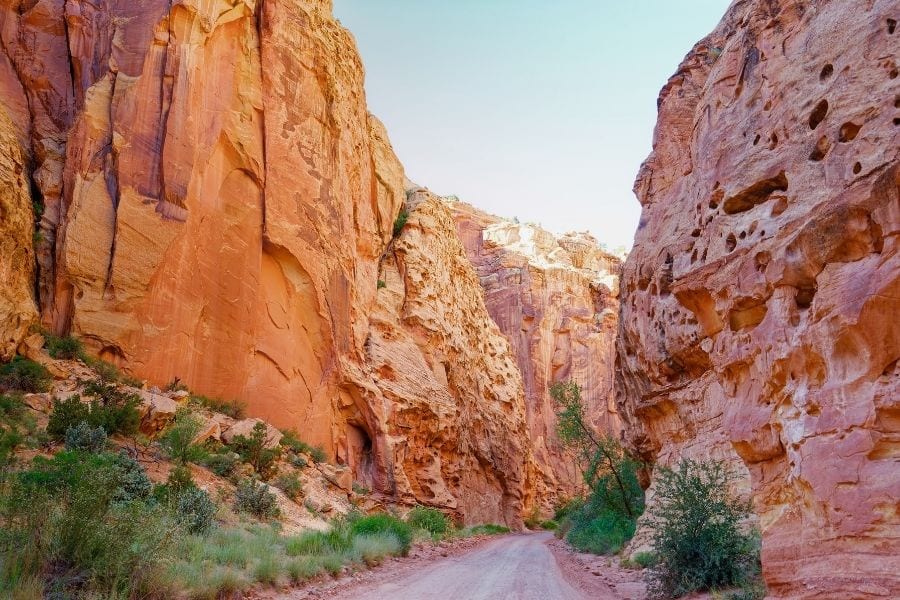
[350,513,413,555]
[456,523,510,536]
[175,486,216,535]
[230,422,279,479]
[159,408,205,464]
[44,333,83,360]
[201,450,240,478]
[274,472,303,499]
[190,394,245,419]
[392,208,409,236]
[634,551,659,568]
[63,421,107,453]
[406,506,450,538]
[234,478,279,520]
[0,450,177,597]
[280,429,326,463]
[377,279,387,289]
[645,459,760,599]
[541,520,558,530]
[352,532,402,566]
[0,357,50,393]
[47,384,140,440]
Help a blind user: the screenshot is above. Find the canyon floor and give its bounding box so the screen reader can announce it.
[267,532,650,600]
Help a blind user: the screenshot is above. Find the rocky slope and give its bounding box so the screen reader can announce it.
[451,201,622,504]
[617,0,899,597]
[0,0,537,526]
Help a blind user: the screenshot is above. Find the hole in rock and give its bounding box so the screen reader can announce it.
[839,122,861,142]
[770,133,779,148]
[809,99,829,130]
[820,63,833,80]
[889,18,897,34]
[739,231,747,239]
[753,134,761,145]
[346,424,375,489]
[764,100,772,111]
[853,162,862,174]
[894,118,900,126]
[691,228,701,237]
[795,286,816,309]
[722,171,789,214]
[728,297,768,331]
[771,196,789,217]
[809,135,831,161]
[754,251,770,272]
[726,233,737,252]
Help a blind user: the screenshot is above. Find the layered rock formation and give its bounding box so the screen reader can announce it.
[617,1,899,597]
[451,201,622,504]
[0,0,534,525]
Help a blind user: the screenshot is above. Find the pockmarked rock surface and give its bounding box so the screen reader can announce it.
[616,1,899,597]
[451,201,622,505]
[0,0,535,525]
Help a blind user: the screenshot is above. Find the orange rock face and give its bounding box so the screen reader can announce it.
[0,0,535,525]
[616,1,899,597]
[451,201,622,506]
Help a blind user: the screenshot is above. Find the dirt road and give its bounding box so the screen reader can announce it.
[321,532,613,600]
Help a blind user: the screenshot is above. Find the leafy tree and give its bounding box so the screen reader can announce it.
[159,408,205,464]
[230,422,279,479]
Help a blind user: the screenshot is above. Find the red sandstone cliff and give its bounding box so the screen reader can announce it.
[451,201,622,506]
[0,0,535,525]
[617,0,899,597]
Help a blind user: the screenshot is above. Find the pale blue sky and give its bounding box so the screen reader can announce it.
[334,1,732,249]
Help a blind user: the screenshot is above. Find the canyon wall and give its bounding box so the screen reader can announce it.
[451,201,622,504]
[0,0,534,526]
[616,0,899,597]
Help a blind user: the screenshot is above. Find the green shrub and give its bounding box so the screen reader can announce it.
[176,486,216,535]
[0,357,51,393]
[406,506,450,538]
[350,513,413,555]
[0,450,176,597]
[392,209,409,237]
[377,279,387,289]
[44,333,82,360]
[289,454,308,469]
[202,451,240,478]
[645,460,760,599]
[566,510,635,554]
[458,523,510,536]
[191,394,245,419]
[47,383,141,439]
[352,481,370,496]
[234,479,279,520]
[541,520,558,530]
[230,422,280,479]
[352,532,401,566]
[63,421,107,452]
[634,550,659,568]
[0,394,43,468]
[274,473,303,499]
[159,408,205,464]
[280,429,326,463]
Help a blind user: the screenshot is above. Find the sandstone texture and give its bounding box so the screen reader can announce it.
[450,201,622,505]
[0,0,535,525]
[617,1,899,597]
[0,100,37,359]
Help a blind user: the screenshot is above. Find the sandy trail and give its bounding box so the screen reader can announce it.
[314,532,623,600]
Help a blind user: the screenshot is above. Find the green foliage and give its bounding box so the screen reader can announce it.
[377,279,387,289]
[63,421,107,453]
[645,460,760,599]
[190,394,245,419]
[274,472,303,499]
[230,422,280,479]
[0,450,177,597]
[0,394,43,469]
[457,523,510,536]
[350,513,413,556]
[47,382,141,440]
[175,486,216,535]
[551,380,644,555]
[201,450,240,478]
[159,408,205,464]
[0,357,51,393]
[541,520,558,530]
[634,551,659,568]
[392,208,409,236]
[352,532,402,566]
[280,429,326,463]
[234,478,280,520]
[406,506,450,537]
[44,333,83,360]
[352,481,370,496]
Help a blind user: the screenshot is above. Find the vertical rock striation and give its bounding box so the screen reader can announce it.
[451,200,622,505]
[617,1,899,597]
[0,0,534,525]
